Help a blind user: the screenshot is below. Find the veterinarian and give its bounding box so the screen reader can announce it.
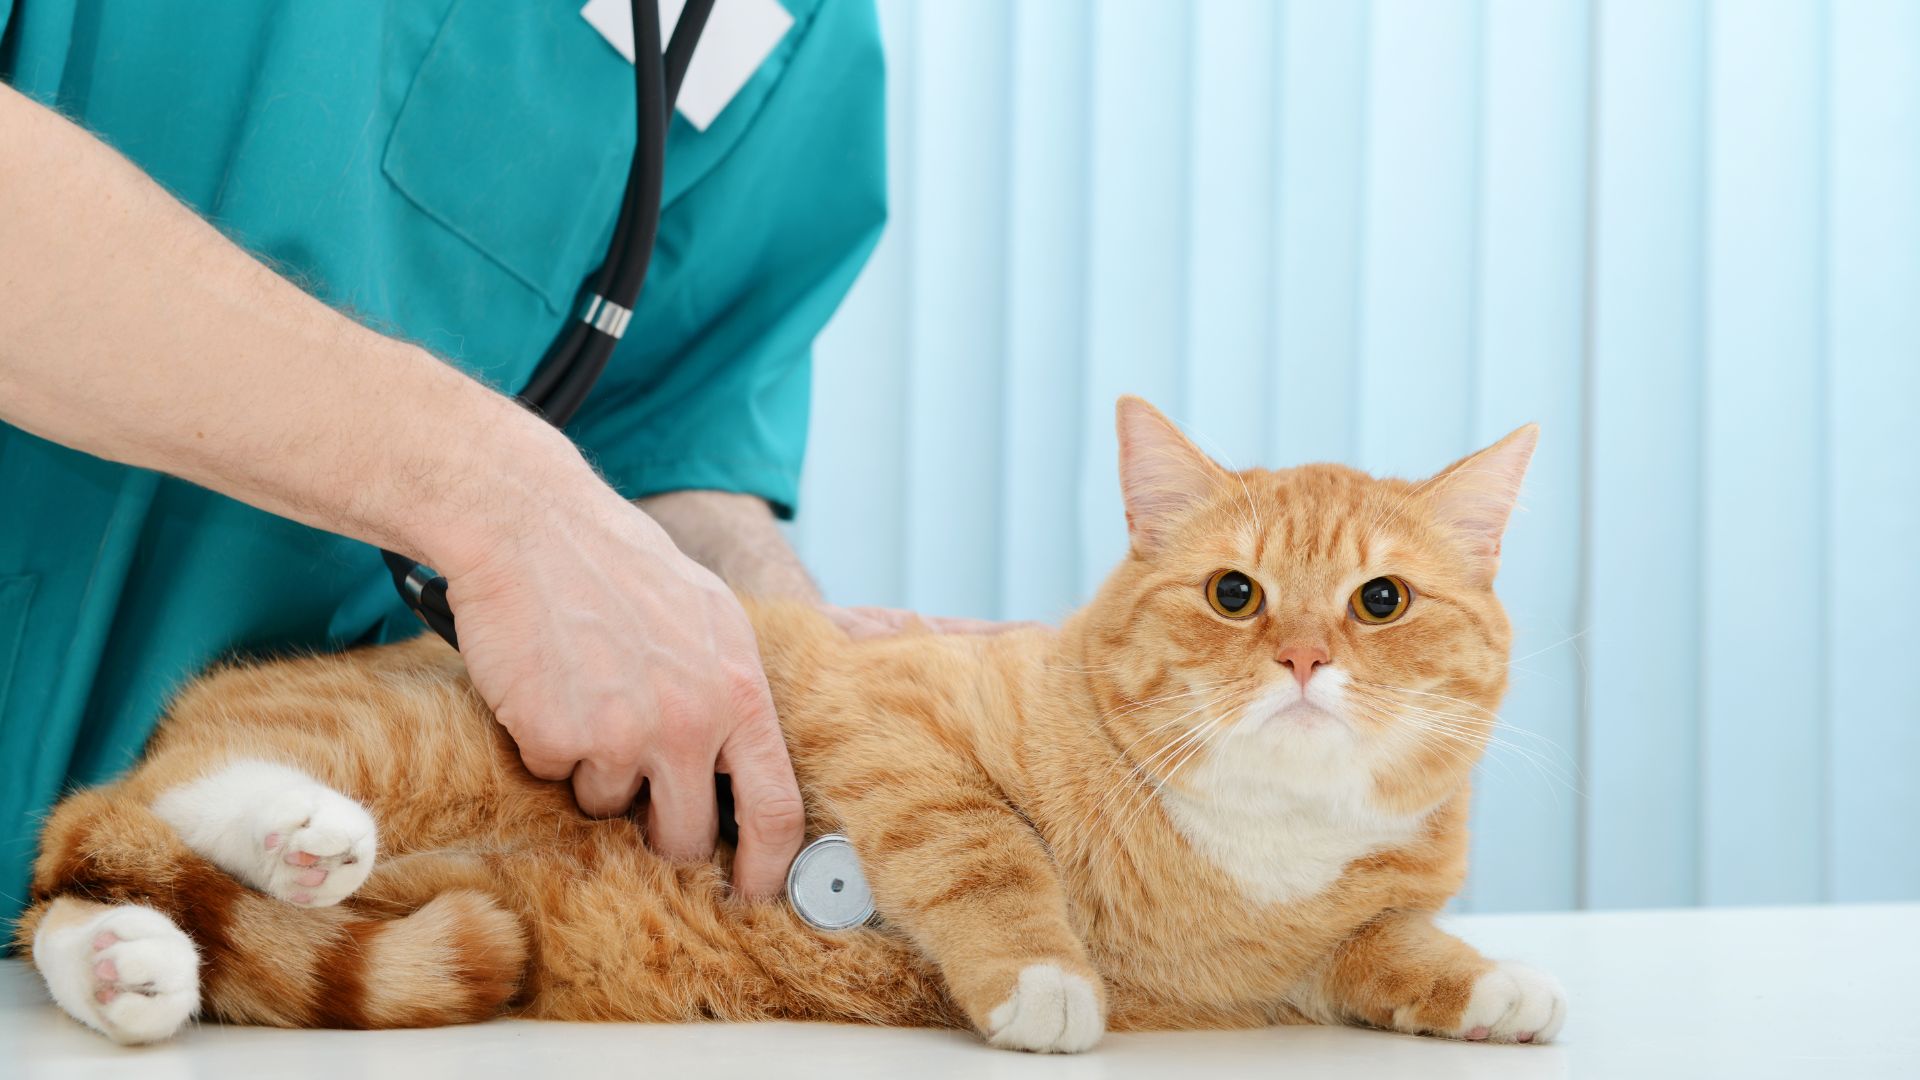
[0,2,887,926]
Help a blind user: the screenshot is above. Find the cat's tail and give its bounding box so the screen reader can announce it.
[19,786,527,1029]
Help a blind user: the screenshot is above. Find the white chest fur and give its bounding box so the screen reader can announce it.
[1159,747,1425,907]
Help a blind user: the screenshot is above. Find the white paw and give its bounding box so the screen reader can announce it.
[986,963,1105,1054]
[1451,961,1566,1044]
[35,904,199,1044]
[154,760,377,907]
[253,784,378,906]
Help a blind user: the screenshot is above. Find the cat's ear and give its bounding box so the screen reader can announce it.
[1424,423,1539,581]
[1116,396,1228,552]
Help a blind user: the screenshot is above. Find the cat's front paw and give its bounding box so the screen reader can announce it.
[35,904,200,1044]
[255,784,377,907]
[985,962,1106,1054]
[1440,961,1566,1044]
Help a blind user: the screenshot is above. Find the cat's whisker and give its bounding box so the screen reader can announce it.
[1383,706,1576,775]
[1110,713,1233,842]
[1183,428,1263,545]
[1100,682,1248,761]
[1236,473,1263,545]
[1102,681,1241,723]
[1342,687,1584,796]
[1080,722,1225,829]
[1349,684,1570,752]
[1359,464,1458,555]
[1100,726,1214,842]
[1079,684,1259,849]
[1353,683,1497,719]
[1506,663,1570,685]
[1359,477,1433,554]
[1360,462,1523,558]
[1396,716,1583,796]
[1081,692,1242,828]
[1506,628,1590,668]
[1384,719,1528,789]
[1382,710,1574,782]
[1346,702,1486,769]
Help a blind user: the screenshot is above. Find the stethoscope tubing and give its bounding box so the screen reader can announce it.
[382,0,715,649]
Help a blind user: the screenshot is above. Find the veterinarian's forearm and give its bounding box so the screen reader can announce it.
[0,81,596,569]
[637,490,822,602]
[0,83,808,896]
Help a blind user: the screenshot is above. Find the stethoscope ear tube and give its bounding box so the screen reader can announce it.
[382,0,715,652]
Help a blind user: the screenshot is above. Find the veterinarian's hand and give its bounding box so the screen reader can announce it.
[431,461,805,901]
[823,604,1046,640]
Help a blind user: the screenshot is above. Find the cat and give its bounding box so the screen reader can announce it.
[16,396,1564,1052]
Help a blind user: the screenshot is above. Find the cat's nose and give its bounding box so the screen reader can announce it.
[1275,644,1331,689]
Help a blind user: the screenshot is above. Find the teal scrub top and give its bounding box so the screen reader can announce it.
[0,1,886,926]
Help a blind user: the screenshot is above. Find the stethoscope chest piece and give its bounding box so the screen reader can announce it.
[787,833,875,932]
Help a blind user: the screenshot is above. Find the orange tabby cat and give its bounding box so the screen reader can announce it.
[17,396,1563,1052]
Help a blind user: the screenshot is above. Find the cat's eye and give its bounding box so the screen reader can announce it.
[1206,569,1264,619]
[1350,576,1412,625]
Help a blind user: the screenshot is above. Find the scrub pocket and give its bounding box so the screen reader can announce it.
[382,0,633,314]
[0,574,37,716]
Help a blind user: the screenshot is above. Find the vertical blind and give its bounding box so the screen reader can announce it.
[791,0,1920,912]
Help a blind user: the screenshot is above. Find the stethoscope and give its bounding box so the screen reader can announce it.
[379,0,704,648]
[376,0,874,933]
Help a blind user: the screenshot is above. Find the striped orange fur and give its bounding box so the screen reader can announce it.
[18,397,1560,1049]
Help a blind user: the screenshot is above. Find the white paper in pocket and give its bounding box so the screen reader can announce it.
[580,0,795,131]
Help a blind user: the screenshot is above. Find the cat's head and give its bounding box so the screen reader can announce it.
[1079,396,1537,817]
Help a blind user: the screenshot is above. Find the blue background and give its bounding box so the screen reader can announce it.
[789,0,1920,912]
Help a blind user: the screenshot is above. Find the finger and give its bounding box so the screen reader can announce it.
[822,605,896,640]
[841,606,929,640]
[839,613,900,640]
[924,616,1046,635]
[519,751,579,783]
[496,709,582,782]
[717,685,805,901]
[645,761,720,863]
[569,757,646,818]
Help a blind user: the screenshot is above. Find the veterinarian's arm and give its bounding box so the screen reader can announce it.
[0,82,806,899]
[639,490,1041,638]
[638,490,822,602]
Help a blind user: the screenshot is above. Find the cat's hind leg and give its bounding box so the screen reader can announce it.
[28,786,526,1032]
[25,897,200,1045]
[152,759,376,907]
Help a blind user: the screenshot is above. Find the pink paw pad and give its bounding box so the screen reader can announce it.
[1517,1032,1535,1043]
[92,954,122,1004]
[257,795,375,906]
[1465,1026,1491,1041]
